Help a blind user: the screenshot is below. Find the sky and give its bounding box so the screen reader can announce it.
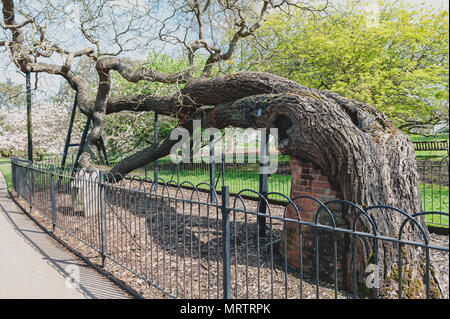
[0,0,449,102]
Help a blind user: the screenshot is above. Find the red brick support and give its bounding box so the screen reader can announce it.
[288,157,341,221]
[281,157,347,284]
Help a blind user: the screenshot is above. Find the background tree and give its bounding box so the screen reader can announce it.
[0,78,25,109]
[0,101,78,157]
[236,1,449,132]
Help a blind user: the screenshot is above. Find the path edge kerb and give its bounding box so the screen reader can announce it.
[2,172,144,299]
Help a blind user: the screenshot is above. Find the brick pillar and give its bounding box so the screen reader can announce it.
[281,157,347,284]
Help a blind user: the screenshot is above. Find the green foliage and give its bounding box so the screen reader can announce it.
[410,133,449,142]
[239,1,449,131]
[0,157,12,191]
[0,79,25,109]
[102,110,178,156]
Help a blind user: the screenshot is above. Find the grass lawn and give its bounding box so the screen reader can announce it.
[0,157,12,191]
[130,166,292,201]
[420,183,449,227]
[415,150,448,159]
[410,133,449,142]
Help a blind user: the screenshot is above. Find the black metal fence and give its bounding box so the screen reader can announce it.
[413,140,448,151]
[417,156,449,227]
[10,158,449,299]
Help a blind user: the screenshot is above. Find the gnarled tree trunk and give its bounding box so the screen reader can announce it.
[195,74,444,298]
[76,71,444,298]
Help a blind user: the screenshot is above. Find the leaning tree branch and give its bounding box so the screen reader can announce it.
[96,56,194,84]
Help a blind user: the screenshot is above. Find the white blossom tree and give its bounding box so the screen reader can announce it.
[0,102,81,157]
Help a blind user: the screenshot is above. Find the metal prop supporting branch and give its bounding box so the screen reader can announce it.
[154,112,159,189]
[26,72,32,162]
[59,92,109,177]
[60,91,78,173]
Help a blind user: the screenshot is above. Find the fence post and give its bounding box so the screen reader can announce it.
[10,158,16,192]
[26,72,33,163]
[210,134,216,203]
[99,171,107,267]
[221,153,225,187]
[28,160,33,211]
[50,164,56,231]
[221,185,231,299]
[176,153,180,184]
[154,112,159,190]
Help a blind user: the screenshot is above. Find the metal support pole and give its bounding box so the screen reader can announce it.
[61,91,78,171]
[50,164,56,231]
[26,72,33,162]
[221,153,225,187]
[98,135,110,166]
[221,185,231,299]
[22,84,40,220]
[72,116,92,174]
[209,134,216,203]
[100,171,107,267]
[258,131,269,238]
[154,112,159,189]
[28,161,33,211]
[175,152,180,184]
[11,158,16,192]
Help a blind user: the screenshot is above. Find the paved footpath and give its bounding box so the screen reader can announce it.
[0,172,130,299]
